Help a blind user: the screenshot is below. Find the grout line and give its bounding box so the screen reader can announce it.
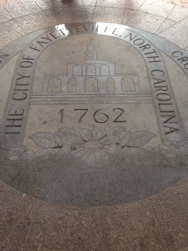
[40,10,57,26]
[135,0,148,11]
[95,208,106,251]
[154,4,176,34]
[2,18,24,36]
[81,0,91,22]
[123,0,148,24]
[0,203,36,250]
[4,3,15,20]
[91,0,100,21]
[156,10,188,35]
[122,0,131,24]
[25,204,40,241]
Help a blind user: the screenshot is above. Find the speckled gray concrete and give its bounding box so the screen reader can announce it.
[0,1,188,251]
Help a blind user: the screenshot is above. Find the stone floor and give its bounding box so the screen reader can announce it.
[164,0,188,8]
[0,0,188,50]
[0,0,188,251]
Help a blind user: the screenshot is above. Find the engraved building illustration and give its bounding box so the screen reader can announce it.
[32,40,152,104]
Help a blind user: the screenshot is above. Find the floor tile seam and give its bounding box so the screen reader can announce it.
[154,4,176,34]
[176,14,188,25]
[34,7,61,26]
[4,5,48,19]
[4,4,16,20]
[33,0,53,5]
[150,201,170,251]
[4,17,27,36]
[153,18,167,34]
[81,0,94,22]
[0,202,37,249]
[94,5,128,10]
[122,7,130,24]
[154,5,188,34]
[135,0,148,11]
[0,15,13,25]
[4,5,87,19]
[33,0,52,13]
[0,19,25,36]
[25,203,40,241]
[173,17,188,28]
[177,193,188,216]
[95,208,106,251]
[122,0,148,25]
[157,17,188,36]
[0,18,13,27]
[39,9,57,26]
[155,19,177,35]
[9,9,58,22]
[139,0,176,16]
[1,10,54,35]
[33,0,81,11]
[41,3,86,10]
[123,9,138,25]
[48,5,91,13]
[80,4,100,7]
[120,0,133,23]
[0,4,10,13]
[45,9,89,24]
[91,0,99,22]
[134,7,176,19]
[123,8,169,23]
[5,1,41,15]
[122,7,139,12]
[122,0,162,25]
[80,209,97,251]
[167,11,188,22]
[153,197,188,245]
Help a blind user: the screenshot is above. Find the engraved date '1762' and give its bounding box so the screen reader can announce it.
[59,108,127,123]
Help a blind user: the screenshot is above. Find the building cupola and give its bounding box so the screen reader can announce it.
[85,39,97,60]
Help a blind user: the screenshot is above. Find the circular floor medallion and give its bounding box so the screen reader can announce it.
[0,23,188,207]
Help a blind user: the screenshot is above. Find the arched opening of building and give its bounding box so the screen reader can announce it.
[106,77,115,92]
[73,65,82,75]
[121,77,135,92]
[100,65,109,75]
[48,77,62,93]
[67,78,77,93]
[87,65,96,75]
[85,77,98,92]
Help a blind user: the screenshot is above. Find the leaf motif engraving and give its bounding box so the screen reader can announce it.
[108,126,128,139]
[120,131,131,147]
[91,126,107,141]
[108,127,131,146]
[54,133,63,147]
[126,131,155,148]
[79,128,92,141]
[55,128,81,146]
[109,126,126,136]
[29,127,156,152]
[58,127,78,136]
[29,132,58,149]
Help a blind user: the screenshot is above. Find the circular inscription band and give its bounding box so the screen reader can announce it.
[0,23,188,207]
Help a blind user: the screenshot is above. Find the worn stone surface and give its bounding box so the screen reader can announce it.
[1,22,188,250]
[1,23,188,206]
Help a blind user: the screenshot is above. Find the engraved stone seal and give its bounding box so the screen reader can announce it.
[0,23,188,206]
